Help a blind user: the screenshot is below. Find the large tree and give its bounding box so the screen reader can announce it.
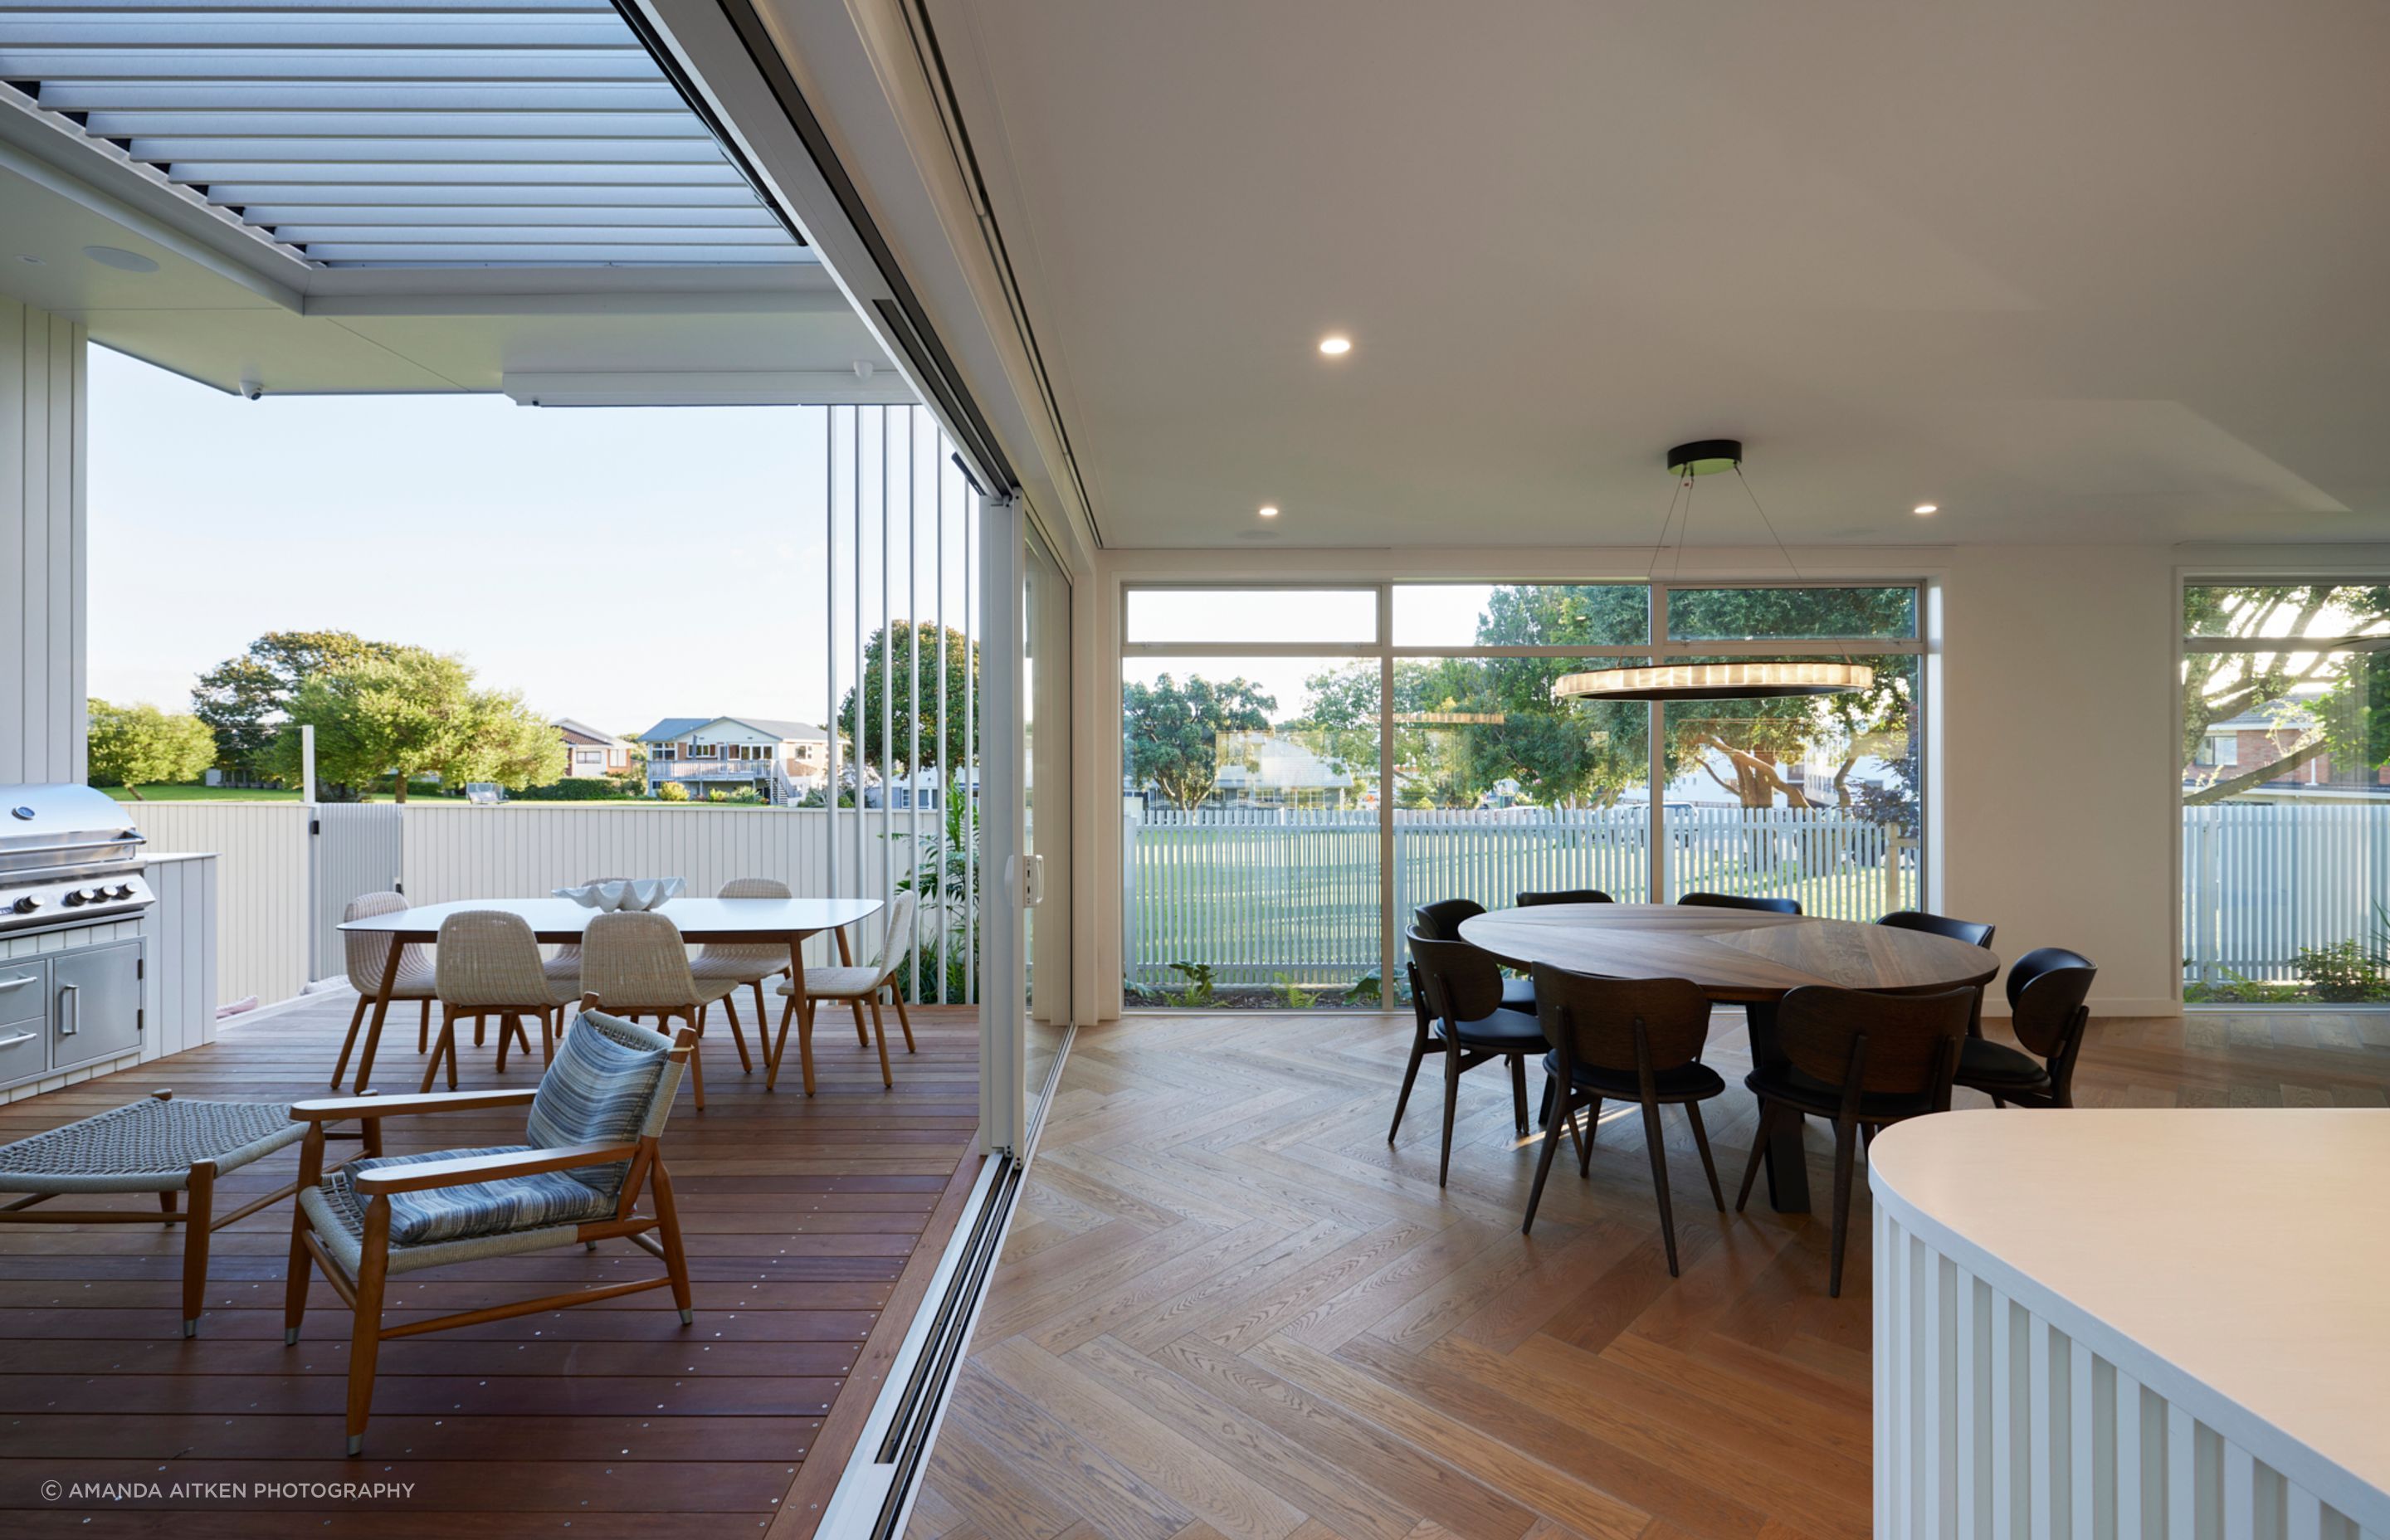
[2181,584,2390,803]
[191,630,402,774]
[267,649,563,802]
[837,621,978,774]
[86,699,217,798]
[1123,673,1275,810]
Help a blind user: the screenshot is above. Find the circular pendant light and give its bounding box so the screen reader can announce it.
[1553,660,1874,703]
[1553,440,1871,705]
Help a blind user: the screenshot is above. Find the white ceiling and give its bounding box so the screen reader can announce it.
[922,0,2390,549]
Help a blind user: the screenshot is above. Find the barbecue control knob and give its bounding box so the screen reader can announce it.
[9,895,38,914]
[61,889,87,907]
[111,885,135,900]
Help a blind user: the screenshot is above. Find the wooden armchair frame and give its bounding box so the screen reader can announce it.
[282,1029,696,1455]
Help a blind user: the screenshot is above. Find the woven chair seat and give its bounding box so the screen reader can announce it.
[0,1099,304,1194]
[370,956,439,1001]
[690,953,791,986]
[775,967,887,1000]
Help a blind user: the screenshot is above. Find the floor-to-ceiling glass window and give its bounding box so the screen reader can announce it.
[2182,582,2389,1005]
[1023,526,1073,1104]
[1121,578,1926,1008]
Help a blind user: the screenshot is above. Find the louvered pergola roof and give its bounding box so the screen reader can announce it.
[0,0,808,267]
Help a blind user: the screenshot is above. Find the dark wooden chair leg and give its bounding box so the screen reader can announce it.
[686,1008,707,1111]
[649,1157,695,1325]
[417,998,430,1054]
[1508,1054,1529,1136]
[1578,1094,1602,1177]
[1685,1100,1726,1211]
[283,1128,324,1346]
[1827,1116,1860,1299]
[868,994,893,1087]
[1639,1098,1680,1277]
[1438,1038,1462,1188]
[421,1006,460,1094]
[346,1197,391,1455]
[722,991,754,1073]
[891,989,916,1053]
[1388,1029,1431,1143]
[331,992,370,1090]
[180,1159,216,1336]
[1522,1087,1571,1233]
[1538,1076,1556,1128]
[158,1190,177,1219]
[1734,1101,1776,1212]
[851,998,870,1047]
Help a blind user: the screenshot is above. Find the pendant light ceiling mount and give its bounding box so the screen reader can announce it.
[1553,438,1873,705]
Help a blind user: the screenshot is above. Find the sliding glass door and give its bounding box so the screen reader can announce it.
[1122,579,1926,1009]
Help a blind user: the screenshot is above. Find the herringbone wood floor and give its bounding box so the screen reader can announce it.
[908,1008,2390,1540]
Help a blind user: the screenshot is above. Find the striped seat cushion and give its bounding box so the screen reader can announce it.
[524,1010,669,1193]
[320,1145,617,1247]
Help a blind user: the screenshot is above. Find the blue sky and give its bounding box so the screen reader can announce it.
[88,348,973,738]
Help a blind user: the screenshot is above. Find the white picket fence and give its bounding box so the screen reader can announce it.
[1125,805,1919,988]
[2182,801,2390,983]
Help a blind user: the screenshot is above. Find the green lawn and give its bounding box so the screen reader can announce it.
[103,785,301,802]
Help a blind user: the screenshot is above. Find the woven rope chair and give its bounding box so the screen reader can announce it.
[427,910,581,1093]
[579,909,742,1109]
[690,877,795,1037]
[285,1010,696,1455]
[539,875,624,1011]
[770,889,919,1095]
[330,892,437,1090]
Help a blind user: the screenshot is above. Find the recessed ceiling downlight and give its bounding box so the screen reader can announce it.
[1258,504,1280,518]
[1317,336,1352,356]
[1913,503,1939,515]
[83,245,159,273]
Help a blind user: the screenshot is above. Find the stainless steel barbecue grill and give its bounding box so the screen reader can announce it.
[0,784,154,1093]
[0,783,154,933]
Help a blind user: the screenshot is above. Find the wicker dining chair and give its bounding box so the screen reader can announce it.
[330,892,437,1090]
[690,877,795,1036]
[540,875,625,1004]
[769,889,919,1096]
[284,1011,696,1455]
[426,910,582,1093]
[579,910,742,1109]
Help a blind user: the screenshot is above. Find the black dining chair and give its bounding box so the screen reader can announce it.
[1876,909,1996,949]
[1517,888,1613,907]
[1955,948,2096,1109]
[1525,964,1724,1270]
[1734,983,1973,1295]
[1679,891,1802,915]
[1412,900,1535,1016]
[1400,930,1553,1185]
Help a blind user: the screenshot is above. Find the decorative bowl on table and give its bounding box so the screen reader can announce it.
[553,878,685,912]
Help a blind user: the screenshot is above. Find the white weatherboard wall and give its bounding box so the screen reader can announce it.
[2,300,85,784]
[123,803,312,1008]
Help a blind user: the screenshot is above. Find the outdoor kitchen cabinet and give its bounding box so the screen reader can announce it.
[49,942,144,1071]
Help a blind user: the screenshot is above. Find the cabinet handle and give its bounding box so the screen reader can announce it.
[0,1031,33,1050]
[0,974,35,992]
[56,982,78,1036]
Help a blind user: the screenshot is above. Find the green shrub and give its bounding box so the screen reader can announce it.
[510,777,635,802]
[2294,939,2390,1003]
[1168,960,1217,1007]
[655,781,690,802]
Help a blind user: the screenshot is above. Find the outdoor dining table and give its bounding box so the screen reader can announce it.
[1456,902,2000,1213]
[334,895,884,1094]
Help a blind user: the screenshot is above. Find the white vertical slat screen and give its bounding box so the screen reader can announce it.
[1875,1206,2389,1540]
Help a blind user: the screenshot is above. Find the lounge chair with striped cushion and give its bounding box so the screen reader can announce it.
[283,1009,696,1455]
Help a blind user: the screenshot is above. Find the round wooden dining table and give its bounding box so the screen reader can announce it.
[1458,902,1999,1212]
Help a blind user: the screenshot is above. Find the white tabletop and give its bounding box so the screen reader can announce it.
[1870,1109,2390,1518]
[338,895,881,938]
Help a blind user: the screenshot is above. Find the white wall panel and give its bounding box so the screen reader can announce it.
[2,300,85,784]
